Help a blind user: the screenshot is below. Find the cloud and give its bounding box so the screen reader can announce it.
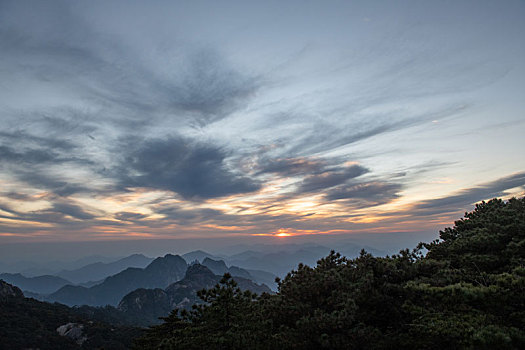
[114,212,148,222]
[288,104,467,156]
[0,1,263,206]
[326,181,402,205]
[16,172,91,197]
[0,145,59,164]
[0,131,77,151]
[51,202,96,220]
[0,0,522,243]
[116,136,261,199]
[0,138,96,197]
[255,157,326,176]
[0,2,260,129]
[163,49,260,126]
[249,154,396,209]
[298,164,368,193]
[411,172,525,216]
[0,142,92,168]
[0,199,96,224]
[155,206,229,225]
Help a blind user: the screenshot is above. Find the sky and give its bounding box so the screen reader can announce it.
[0,0,524,257]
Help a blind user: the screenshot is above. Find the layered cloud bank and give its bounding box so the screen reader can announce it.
[0,0,524,243]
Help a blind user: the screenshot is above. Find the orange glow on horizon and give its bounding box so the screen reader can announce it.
[253,227,333,237]
[276,232,291,237]
[274,227,292,237]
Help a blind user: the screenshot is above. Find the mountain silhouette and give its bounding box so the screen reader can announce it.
[0,273,71,295]
[57,254,153,284]
[118,264,271,325]
[47,254,187,307]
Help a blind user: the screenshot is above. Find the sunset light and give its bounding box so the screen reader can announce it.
[0,0,522,248]
[275,229,292,237]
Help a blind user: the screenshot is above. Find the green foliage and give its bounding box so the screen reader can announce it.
[136,197,525,349]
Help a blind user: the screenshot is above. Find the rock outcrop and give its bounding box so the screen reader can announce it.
[0,280,24,301]
[56,322,87,345]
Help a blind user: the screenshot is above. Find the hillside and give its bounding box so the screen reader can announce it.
[0,280,140,349]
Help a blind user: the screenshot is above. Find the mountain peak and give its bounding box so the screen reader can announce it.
[146,254,186,270]
[184,264,216,279]
[0,280,24,300]
[187,250,208,255]
[201,257,228,274]
[182,250,219,263]
[120,253,148,261]
[48,254,187,307]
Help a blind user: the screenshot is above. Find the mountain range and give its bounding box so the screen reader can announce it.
[200,257,278,290]
[46,254,187,306]
[118,264,271,325]
[0,273,71,295]
[223,243,386,277]
[56,254,154,284]
[0,243,392,334]
[0,255,120,277]
[0,242,386,300]
[181,250,223,263]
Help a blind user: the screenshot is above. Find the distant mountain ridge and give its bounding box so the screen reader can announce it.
[57,253,154,284]
[0,273,71,294]
[1,244,384,304]
[181,250,222,263]
[225,243,386,277]
[182,252,278,290]
[47,254,187,307]
[202,257,252,278]
[201,257,278,290]
[0,255,119,277]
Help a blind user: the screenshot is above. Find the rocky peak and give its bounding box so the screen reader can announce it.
[0,280,24,300]
[117,288,169,313]
[145,254,187,272]
[202,257,229,274]
[184,264,216,279]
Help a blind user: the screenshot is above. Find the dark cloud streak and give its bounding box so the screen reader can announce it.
[326,181,402,205]
[411,172,525,216]
[289,104,467,156]
[115,136,261,199]
[298,164,368,193]
[255,157,326,176]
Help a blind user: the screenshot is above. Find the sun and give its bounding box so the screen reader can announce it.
[275,228,291,237]
[276,232,291,237]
